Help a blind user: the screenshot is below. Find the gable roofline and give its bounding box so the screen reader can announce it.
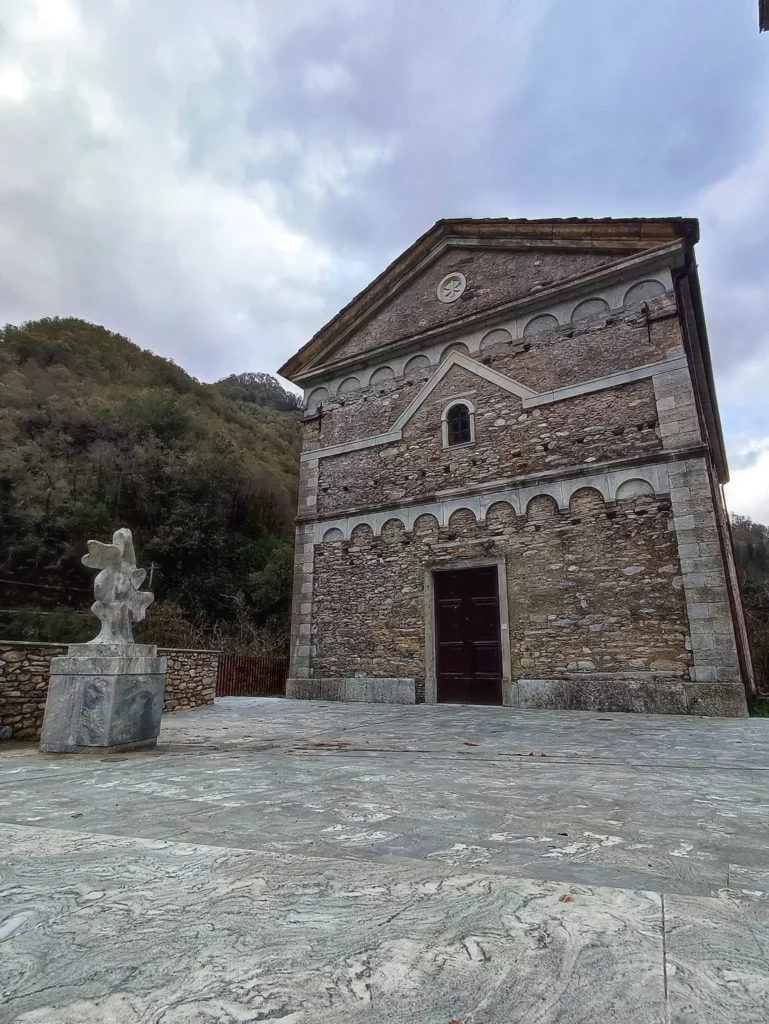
[278,217,700,382]
[293,239,686,385]
[298,349,539,463]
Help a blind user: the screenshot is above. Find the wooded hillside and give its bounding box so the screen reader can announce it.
[732,515,769,695]
[0,317,301,653]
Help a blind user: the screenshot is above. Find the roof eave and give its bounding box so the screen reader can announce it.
[291,239,687,386]
[673,250,729,483]
[278,217,699,382]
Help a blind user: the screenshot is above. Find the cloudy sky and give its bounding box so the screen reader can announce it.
[2,0,769,518]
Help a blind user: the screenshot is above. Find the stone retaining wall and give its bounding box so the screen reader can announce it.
[161,649,219,712]
[0,642,218,741]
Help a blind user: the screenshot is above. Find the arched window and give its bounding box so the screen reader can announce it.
[442,401,474,448]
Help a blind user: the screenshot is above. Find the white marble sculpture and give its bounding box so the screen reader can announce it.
[40,527,166,753]
[82,528,154,644]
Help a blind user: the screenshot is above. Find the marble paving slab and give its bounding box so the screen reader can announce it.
[3,824,769,1023]
[0,822,668,1024]
[2,742,768,897]
[664,892,769,1023]
[152,697,769,768]
[3,700,769,1021]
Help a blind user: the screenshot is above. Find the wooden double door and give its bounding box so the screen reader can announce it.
[434,566,503,705]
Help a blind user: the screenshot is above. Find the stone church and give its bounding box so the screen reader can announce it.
[279,218,754,716]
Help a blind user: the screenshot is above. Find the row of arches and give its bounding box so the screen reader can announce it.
[319,477,661,543]
[305,278,668,410]
[523,279,666,338]
[307,356,431,409]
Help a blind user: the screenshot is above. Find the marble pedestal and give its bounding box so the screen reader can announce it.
[40,643,167,754]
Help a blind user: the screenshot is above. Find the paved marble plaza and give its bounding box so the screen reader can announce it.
[2,698,769,1022]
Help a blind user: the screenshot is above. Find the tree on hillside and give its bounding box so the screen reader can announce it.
[731,514,769,694]
[215,372,300,412]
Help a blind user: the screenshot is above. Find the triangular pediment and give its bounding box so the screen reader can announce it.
[392,351,536,432]
[313,246,618,371]
[279,217,697,383]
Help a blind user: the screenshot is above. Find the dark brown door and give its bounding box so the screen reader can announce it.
[434,566,503,705]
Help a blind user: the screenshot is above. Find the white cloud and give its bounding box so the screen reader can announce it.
[692,66,769,379]
[298,138,397,201]
[719,351,769,524]
[303,61,353,96]
[15,0,83,44]
[1,0,766,452]
[0,0,397,379]
[0,67,31,103]
[697,113,769,238]
[725,439,769,523]
[685,69,769,522]
[0,0,560,381]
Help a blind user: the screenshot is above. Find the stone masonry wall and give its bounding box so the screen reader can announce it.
[317,369,663,516]
[291,244,751,714]
[303,291,682,454]
[161,650,218,712]
[310,487,691,700]
[0,643,218,741]
[0,643,61,741]
[331,247,619,362]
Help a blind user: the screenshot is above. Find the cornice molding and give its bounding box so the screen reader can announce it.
[301,454,707,542]
[299,449,707,526]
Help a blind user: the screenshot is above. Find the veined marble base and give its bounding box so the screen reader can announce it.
[514,676,749,717]
[286,676,416,703]
[0,823,668,1023]
[40,643,166,754]
[4,822,769,1023]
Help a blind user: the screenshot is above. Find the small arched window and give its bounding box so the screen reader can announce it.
[443,401,474,448]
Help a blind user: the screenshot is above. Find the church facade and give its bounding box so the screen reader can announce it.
[279,218,754,716]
